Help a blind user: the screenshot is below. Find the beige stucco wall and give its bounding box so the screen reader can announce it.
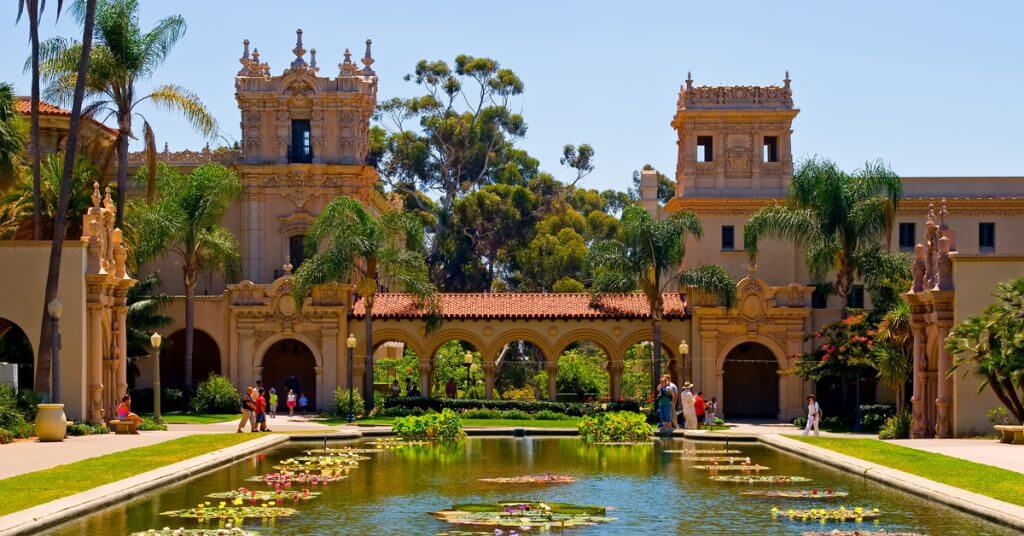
[0,241,89,420]
[950,254,1024,436]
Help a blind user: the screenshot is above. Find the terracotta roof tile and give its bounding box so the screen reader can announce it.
[352,293,688,320]
[16,97,118,136]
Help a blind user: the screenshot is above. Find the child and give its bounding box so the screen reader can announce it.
[286,389,297,417]
[298,392,309,415]
[268,388,278,418]
[116,395,142,426]
[704,396,717,428]
[255,387,270,432]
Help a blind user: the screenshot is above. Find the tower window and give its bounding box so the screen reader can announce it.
[289,234,307,269]
[979,222,995,251]
[898,222,916,251]
[290,119,312,163]
[762,136,779,162]
[847,285,865,309]
[721,225,735,251]
[696,136,714,163]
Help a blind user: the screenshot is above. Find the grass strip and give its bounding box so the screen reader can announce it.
[141,412,238,424]
[792,436,1024,507]
[0,433,260,516]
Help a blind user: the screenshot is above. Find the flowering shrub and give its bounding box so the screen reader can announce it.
[393,409,465,441]
[332,388,365,418]
[189,374,240,414]
[793,314,877,383]
[578,411,650,443]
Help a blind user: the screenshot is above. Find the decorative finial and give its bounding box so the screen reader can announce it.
[344,48,352,63]
[92,182,101,208]
[163,142,169,153]
[291,28,307,68]
[785,70,790,81]
[283,254,293,275]
[939,198,948,227]
[361,39,375,73]
[103,186,114,210]
[685,71,693,91]
[309,48,318,71]
[340,48,356,76]
[926,203,936,226]
[238,39,252,76]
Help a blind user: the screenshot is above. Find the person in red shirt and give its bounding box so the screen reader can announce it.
[256,387,271,432]
[694,391,706,429]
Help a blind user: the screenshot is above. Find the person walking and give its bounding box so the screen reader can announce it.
[704,396,717,428]
[802,394,821,436]
[237,387,256,433]
[681,382,697,430]
[286,389,297,417]
[255,387,271,432]
[694,390,706,430]
[298,392,309,415]
[656,376,675,433]
[404,377,414,396]
[665,375,680,428]
[268,388,278,418]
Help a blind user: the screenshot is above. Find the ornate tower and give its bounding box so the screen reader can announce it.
[233,30,380,282]
[671,73,798,198]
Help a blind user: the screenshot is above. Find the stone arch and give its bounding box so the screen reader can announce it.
[616,329,681,361]
[256,334,323,411]
[163,329,223,388]
[552,329,617,361]
[424,334,485,399]
[355,328,427,363]
[488,329,554,364]
[0,317,35,390]
[551,331,615,402]
[424,329,488,364]
[715,336,787,419]
[714,334,787,371]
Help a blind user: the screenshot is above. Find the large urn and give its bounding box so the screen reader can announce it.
[35,403,67,442]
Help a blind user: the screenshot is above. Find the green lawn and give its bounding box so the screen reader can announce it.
[0,434,260,515]
[792,436,1024,507]
[141,412,237,424]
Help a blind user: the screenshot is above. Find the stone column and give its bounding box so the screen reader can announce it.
[482,360,497,400]
[352,354,367,397]
[608,359,623,402]
[933,293,955,438]
[85,286,104,424]
[909,322,927,438]
[321,327,339,410]
[418,361,432,398]
[238,328,255,389]
[314,365,324,411]
[544,361,559,401]
[112,286,130,411]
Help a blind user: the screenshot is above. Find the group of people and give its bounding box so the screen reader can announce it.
[236,377,310,433]
[655,374,717,432]
[388,377,423,397]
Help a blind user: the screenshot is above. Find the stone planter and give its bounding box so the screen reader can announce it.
[35,403,67,442]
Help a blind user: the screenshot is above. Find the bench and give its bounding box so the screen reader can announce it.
[108,419,139,435]
[994,424,1024,444]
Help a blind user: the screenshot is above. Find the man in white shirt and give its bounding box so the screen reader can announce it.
[802,394,821,436]
[665,375,680,428]
[681,382,697,430]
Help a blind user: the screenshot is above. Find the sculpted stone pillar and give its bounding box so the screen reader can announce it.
[482,359,497,400]
[111,285,130,413]
[608,359,623,402]
[84,284,105,424]
[352,354,367,397]
[933,294,955,438]
[909,322,928,438]
[544,361,559,401]
[321,327,339,410]
[418,361,432,398]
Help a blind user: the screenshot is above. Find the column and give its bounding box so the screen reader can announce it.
[909,323,927,438]
[608,359,623,402]
[352,354,367,397]
[241,193,262,281]
[112,286,130,411]
[544,361,559,401]
[85,297,104,424]
[482,360,497,400]
[321,327,339,410]
[417,361,432,398]
[934,296,955,438]
[314,366,324,411]
[237,328,255,390]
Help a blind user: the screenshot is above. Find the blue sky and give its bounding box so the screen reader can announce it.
[2,0,1023,192]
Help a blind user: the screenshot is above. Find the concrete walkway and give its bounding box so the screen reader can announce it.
[891,438,1024,474]
[167,413,342,433]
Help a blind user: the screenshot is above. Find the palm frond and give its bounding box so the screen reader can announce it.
[146,84,217,137]
[680,264,737,308]
[743,204,817,260]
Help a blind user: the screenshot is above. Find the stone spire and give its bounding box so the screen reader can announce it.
[361,39,375,74]
[290,28,307,68]
[310,48,318,71]
[237,39,251,76]
[339,48,357,76]
[784,70,791,90]
[685,71,693,91]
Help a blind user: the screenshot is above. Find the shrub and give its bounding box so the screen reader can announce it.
[190,375,241,414]
[878,409,911,440]
[0,385,28,433]
[377,406,412,418]
[393,409,465,441]
[461,408,500,419]
[988,406,1020,426]
[138,417,167,431]
[499,409,531,420]
[858,403,896,432]
[66,422,109,436]
[333,388,365,419]
[0,428,12,444]
[792,416,807,429]
[381,396,641,417]
[501,386,538,401]
[16,389,42,420]
[578,411,650,443]
[533,410,564,420]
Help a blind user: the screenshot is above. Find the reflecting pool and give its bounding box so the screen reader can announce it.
[46,437,1006,535]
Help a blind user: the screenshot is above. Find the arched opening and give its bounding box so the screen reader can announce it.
[621,342,677,402]
[495,340,546,400]
[372,340,420,397]
[0,317,34,391]
[261,338,317,412]
[431,340,483,399]
[556,341,609,402]
[162,329,221,389]
[722,342,779,418]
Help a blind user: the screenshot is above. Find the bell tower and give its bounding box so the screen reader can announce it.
[671,72,798,198]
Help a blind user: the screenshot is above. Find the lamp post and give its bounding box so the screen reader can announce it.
[346,334,357,423]
[47,299,61,403]
[150,332,163,424]
[678,340,689,383]
[462,351,473,399]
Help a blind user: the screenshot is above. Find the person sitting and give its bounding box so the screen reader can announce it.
[115,395,142,425]
[408,383,422,397]
[390,379,401,397]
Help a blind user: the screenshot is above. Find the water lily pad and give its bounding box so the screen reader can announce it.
[130,529,257,536]
[160,505,296,520]
[304,447,384,455]
[691,464,770,471]
[771,506,880,522]
[433,501,614,530]
[246,471,347,485]
[478,474,575,484]
[678,456,752,463]
[741,489,848,499]
[801,532,924,536]
[711,475,812,484]
[662,449,742,454]
[366,438,431,448]
[206,487,321,502]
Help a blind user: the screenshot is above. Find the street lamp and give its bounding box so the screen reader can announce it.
[150,332,163,424]
[47,299,61,403]
[678,340,689,382]
[462,351,474,399]
[346,334,357,423]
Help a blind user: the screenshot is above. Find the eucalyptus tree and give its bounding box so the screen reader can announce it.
[38,0,217,227]
[744,157,903,312]
[129,163,240,387]
[294,197,437,413]
[0,83,25,192]
[586,204,736,393]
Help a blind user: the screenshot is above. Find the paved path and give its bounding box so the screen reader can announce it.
[167,413,341,433]
[890,438,1024,474]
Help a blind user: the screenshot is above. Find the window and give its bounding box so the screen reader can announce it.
[289,234,306,269]
[762,136,779,162]
[721,225,735,251]
[847,285,865,309]
[979,222,995,251]
[696,136,713,162]
[289,119,312,163]
[811,287,828,309]
[898,222,916,251]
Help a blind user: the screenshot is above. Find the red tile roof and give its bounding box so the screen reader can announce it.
[16,97,118,136]
[352,292,688,320]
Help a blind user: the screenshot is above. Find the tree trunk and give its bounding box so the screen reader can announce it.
[29,0,42,240]
[115,120,130,228]
[651,318,662,396]
[836,260,853,319]
[364,297,374,413]
[183,266,196,388]
[35,0,97,398]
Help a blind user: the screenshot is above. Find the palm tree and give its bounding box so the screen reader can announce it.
[128,163,240,387]
[294,196,438,414]
[35,0,97,399]
[0,83,26,193]
[37,0,217,227]
[872,300,911,412]
[586,204,736,395]
[744,157,903,314]
[0,152,97,239]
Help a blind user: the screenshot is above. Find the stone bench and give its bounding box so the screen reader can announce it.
[994,424,1024,444]
[108,419,139,435]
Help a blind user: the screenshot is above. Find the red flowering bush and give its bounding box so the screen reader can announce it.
[792,314,878,383]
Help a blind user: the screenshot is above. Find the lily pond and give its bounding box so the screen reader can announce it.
[45,437,1007,535]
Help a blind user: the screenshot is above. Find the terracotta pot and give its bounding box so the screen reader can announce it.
[36,403,67,442]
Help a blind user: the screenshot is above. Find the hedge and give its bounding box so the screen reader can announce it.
[380,396,641,416]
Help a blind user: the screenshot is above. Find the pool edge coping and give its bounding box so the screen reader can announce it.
[0,433,288,536]
[758,433,1024,532]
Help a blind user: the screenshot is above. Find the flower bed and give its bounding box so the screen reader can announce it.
[206,487,320,502]
[711,475,811,484]
[578,412,650,444]
[432,501,614,530]
[771,506,880,522]
[381,396,641,417]
[478,473,575,484]
[741,489,847,499]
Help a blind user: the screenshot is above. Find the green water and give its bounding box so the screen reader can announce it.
[46,437,1006,535]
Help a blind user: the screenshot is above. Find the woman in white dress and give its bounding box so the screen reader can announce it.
[802,394,821,436]
[681,382,698,430]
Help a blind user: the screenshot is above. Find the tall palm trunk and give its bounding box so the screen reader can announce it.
[363,295,374,413]
[836,256,854,319]
[115,113,130,228]
[29,0,42,240]
[651,317,662,395]
[183,264,197,388]
[35,0,97,399]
